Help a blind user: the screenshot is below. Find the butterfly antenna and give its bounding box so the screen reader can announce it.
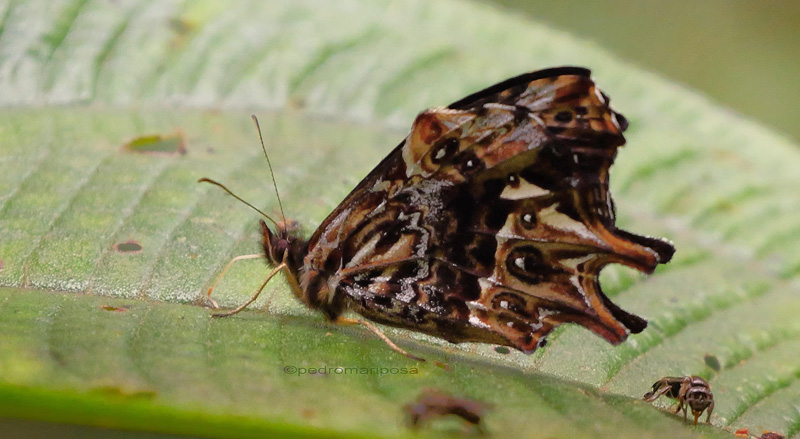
[197,178,280,230]
[251,115,288,233]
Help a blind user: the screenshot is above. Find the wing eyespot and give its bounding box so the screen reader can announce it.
[431,137,460,164]
[554,111,573,123]
[491,292,527,315]
[459,151,484,175]
[519,211,537,229]
[505,246,566,284]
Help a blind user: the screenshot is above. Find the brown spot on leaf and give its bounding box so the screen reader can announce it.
[100,305,129,312]
[169,17,194,35]
[405,388,489,432]
[114,241,143,253]
[289,97,306,110]
[168,17,195,48]
[122,131,187,156]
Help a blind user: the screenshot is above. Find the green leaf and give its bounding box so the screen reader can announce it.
[1,1,799,438]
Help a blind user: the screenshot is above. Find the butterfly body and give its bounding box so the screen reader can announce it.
[255,67,674,354]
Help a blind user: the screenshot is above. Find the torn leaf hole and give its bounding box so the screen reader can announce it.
[494,346,510,354]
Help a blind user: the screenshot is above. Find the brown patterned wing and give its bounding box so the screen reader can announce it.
[301,67,674,353]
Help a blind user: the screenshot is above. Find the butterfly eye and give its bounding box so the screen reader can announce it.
[507,174,520,187]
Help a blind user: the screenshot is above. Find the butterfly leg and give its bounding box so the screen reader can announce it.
[204,254,263,308]
[335,317,426,362]
[211,262,285,318]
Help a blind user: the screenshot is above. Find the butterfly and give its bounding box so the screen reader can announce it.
[201,66,675,360]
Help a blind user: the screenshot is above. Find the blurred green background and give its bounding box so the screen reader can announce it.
[488,0,800,143]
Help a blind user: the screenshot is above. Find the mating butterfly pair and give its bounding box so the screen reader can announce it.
[203,67,674,358]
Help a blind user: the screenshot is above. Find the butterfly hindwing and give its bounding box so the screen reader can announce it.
[300,67,674,353]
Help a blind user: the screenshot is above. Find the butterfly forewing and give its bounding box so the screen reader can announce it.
[297,67,673,354]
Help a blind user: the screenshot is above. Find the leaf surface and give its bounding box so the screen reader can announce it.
[1,0,799,438]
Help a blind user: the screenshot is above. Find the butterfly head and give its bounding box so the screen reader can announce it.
[261,219,307,269]
[260,219,338,314]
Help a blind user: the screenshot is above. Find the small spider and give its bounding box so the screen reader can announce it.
[643,376,714,425]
